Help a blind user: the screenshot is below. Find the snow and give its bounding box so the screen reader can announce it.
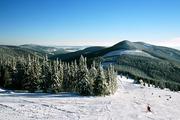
[103,50,155,58]
[0,76,180,120]
[0,88,6,93]
[0,88,5,92]
[144,44,152,49]
[0,88,14,94]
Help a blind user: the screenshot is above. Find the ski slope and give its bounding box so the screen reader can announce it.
[0,76,180,120]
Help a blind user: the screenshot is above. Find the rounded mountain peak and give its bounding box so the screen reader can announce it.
[111,40,137,50]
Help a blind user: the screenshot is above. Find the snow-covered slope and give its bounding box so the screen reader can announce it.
[0,76,180,120]
[103,50,156,58]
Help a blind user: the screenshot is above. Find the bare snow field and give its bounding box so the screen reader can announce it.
[0,76,180,120]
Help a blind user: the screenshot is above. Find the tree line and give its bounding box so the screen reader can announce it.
[0,55,117,96]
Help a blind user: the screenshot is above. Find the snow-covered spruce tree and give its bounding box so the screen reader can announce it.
[75,55,85,92]
[58,60,64,81]
[89,61,97,81]
[73,60,78,92]
[106,64,118,94]
[76,56,85,89]
[41,55,52,92]
[62,63,72,91]
[58,60,64,90]
[49,60,61,93]
[93,64,108,96]
[88,61,97,90]
[23,55,32,91]
[76,56,93,95]
[77,67,93,95]
[23,55,41,92]
[69,61,77,91]
[62,62,67,91]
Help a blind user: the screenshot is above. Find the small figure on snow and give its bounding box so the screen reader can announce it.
[147,104,152,112]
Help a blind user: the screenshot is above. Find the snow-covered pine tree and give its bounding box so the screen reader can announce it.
[41,55,52,92]
[58,60,63,89]
[93,64,108,96]
[77,67,93,95]
[69,61,77,91]
[89,61,97,90]
[62,62,72,91]
[23,55,32,91]
[107,64,117,94]
[76,57,93,95]
[24,55,40,92]
[50,60,62,93]
[76,55,85,91]
[89,61,97,80]
[106,65,111,94]
[73,60,78,92]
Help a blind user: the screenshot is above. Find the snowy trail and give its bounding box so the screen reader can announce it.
[0,76,180,120]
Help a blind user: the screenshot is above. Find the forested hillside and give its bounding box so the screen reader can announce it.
[1,40,180,91]
[0,45,44,58]
[50,40,180,91]
[0,55,117,96]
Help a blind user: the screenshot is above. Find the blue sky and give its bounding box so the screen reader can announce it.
[0,0,180,48]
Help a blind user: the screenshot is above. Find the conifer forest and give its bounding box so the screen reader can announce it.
[0,55,117,96]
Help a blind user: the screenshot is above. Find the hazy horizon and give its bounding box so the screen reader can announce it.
[0,0,180,49]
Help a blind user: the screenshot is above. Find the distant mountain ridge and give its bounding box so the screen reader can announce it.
[49,40,180,89]
[20,44,69,56]
[50,40,180,63]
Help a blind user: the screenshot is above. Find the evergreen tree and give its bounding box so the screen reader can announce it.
[73,60,78,91]
[89,61,97,81]
[62,63,72,91]
[49,60,62,93]
[0,54,119,95]
[93,65,108,96]
[77,64,93,95]
[108,65,117,94]
[69,61,77,91]
[41,55,52,92]
[76,55,86,88]
[58,60,64,90]
[23,55,40,92]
